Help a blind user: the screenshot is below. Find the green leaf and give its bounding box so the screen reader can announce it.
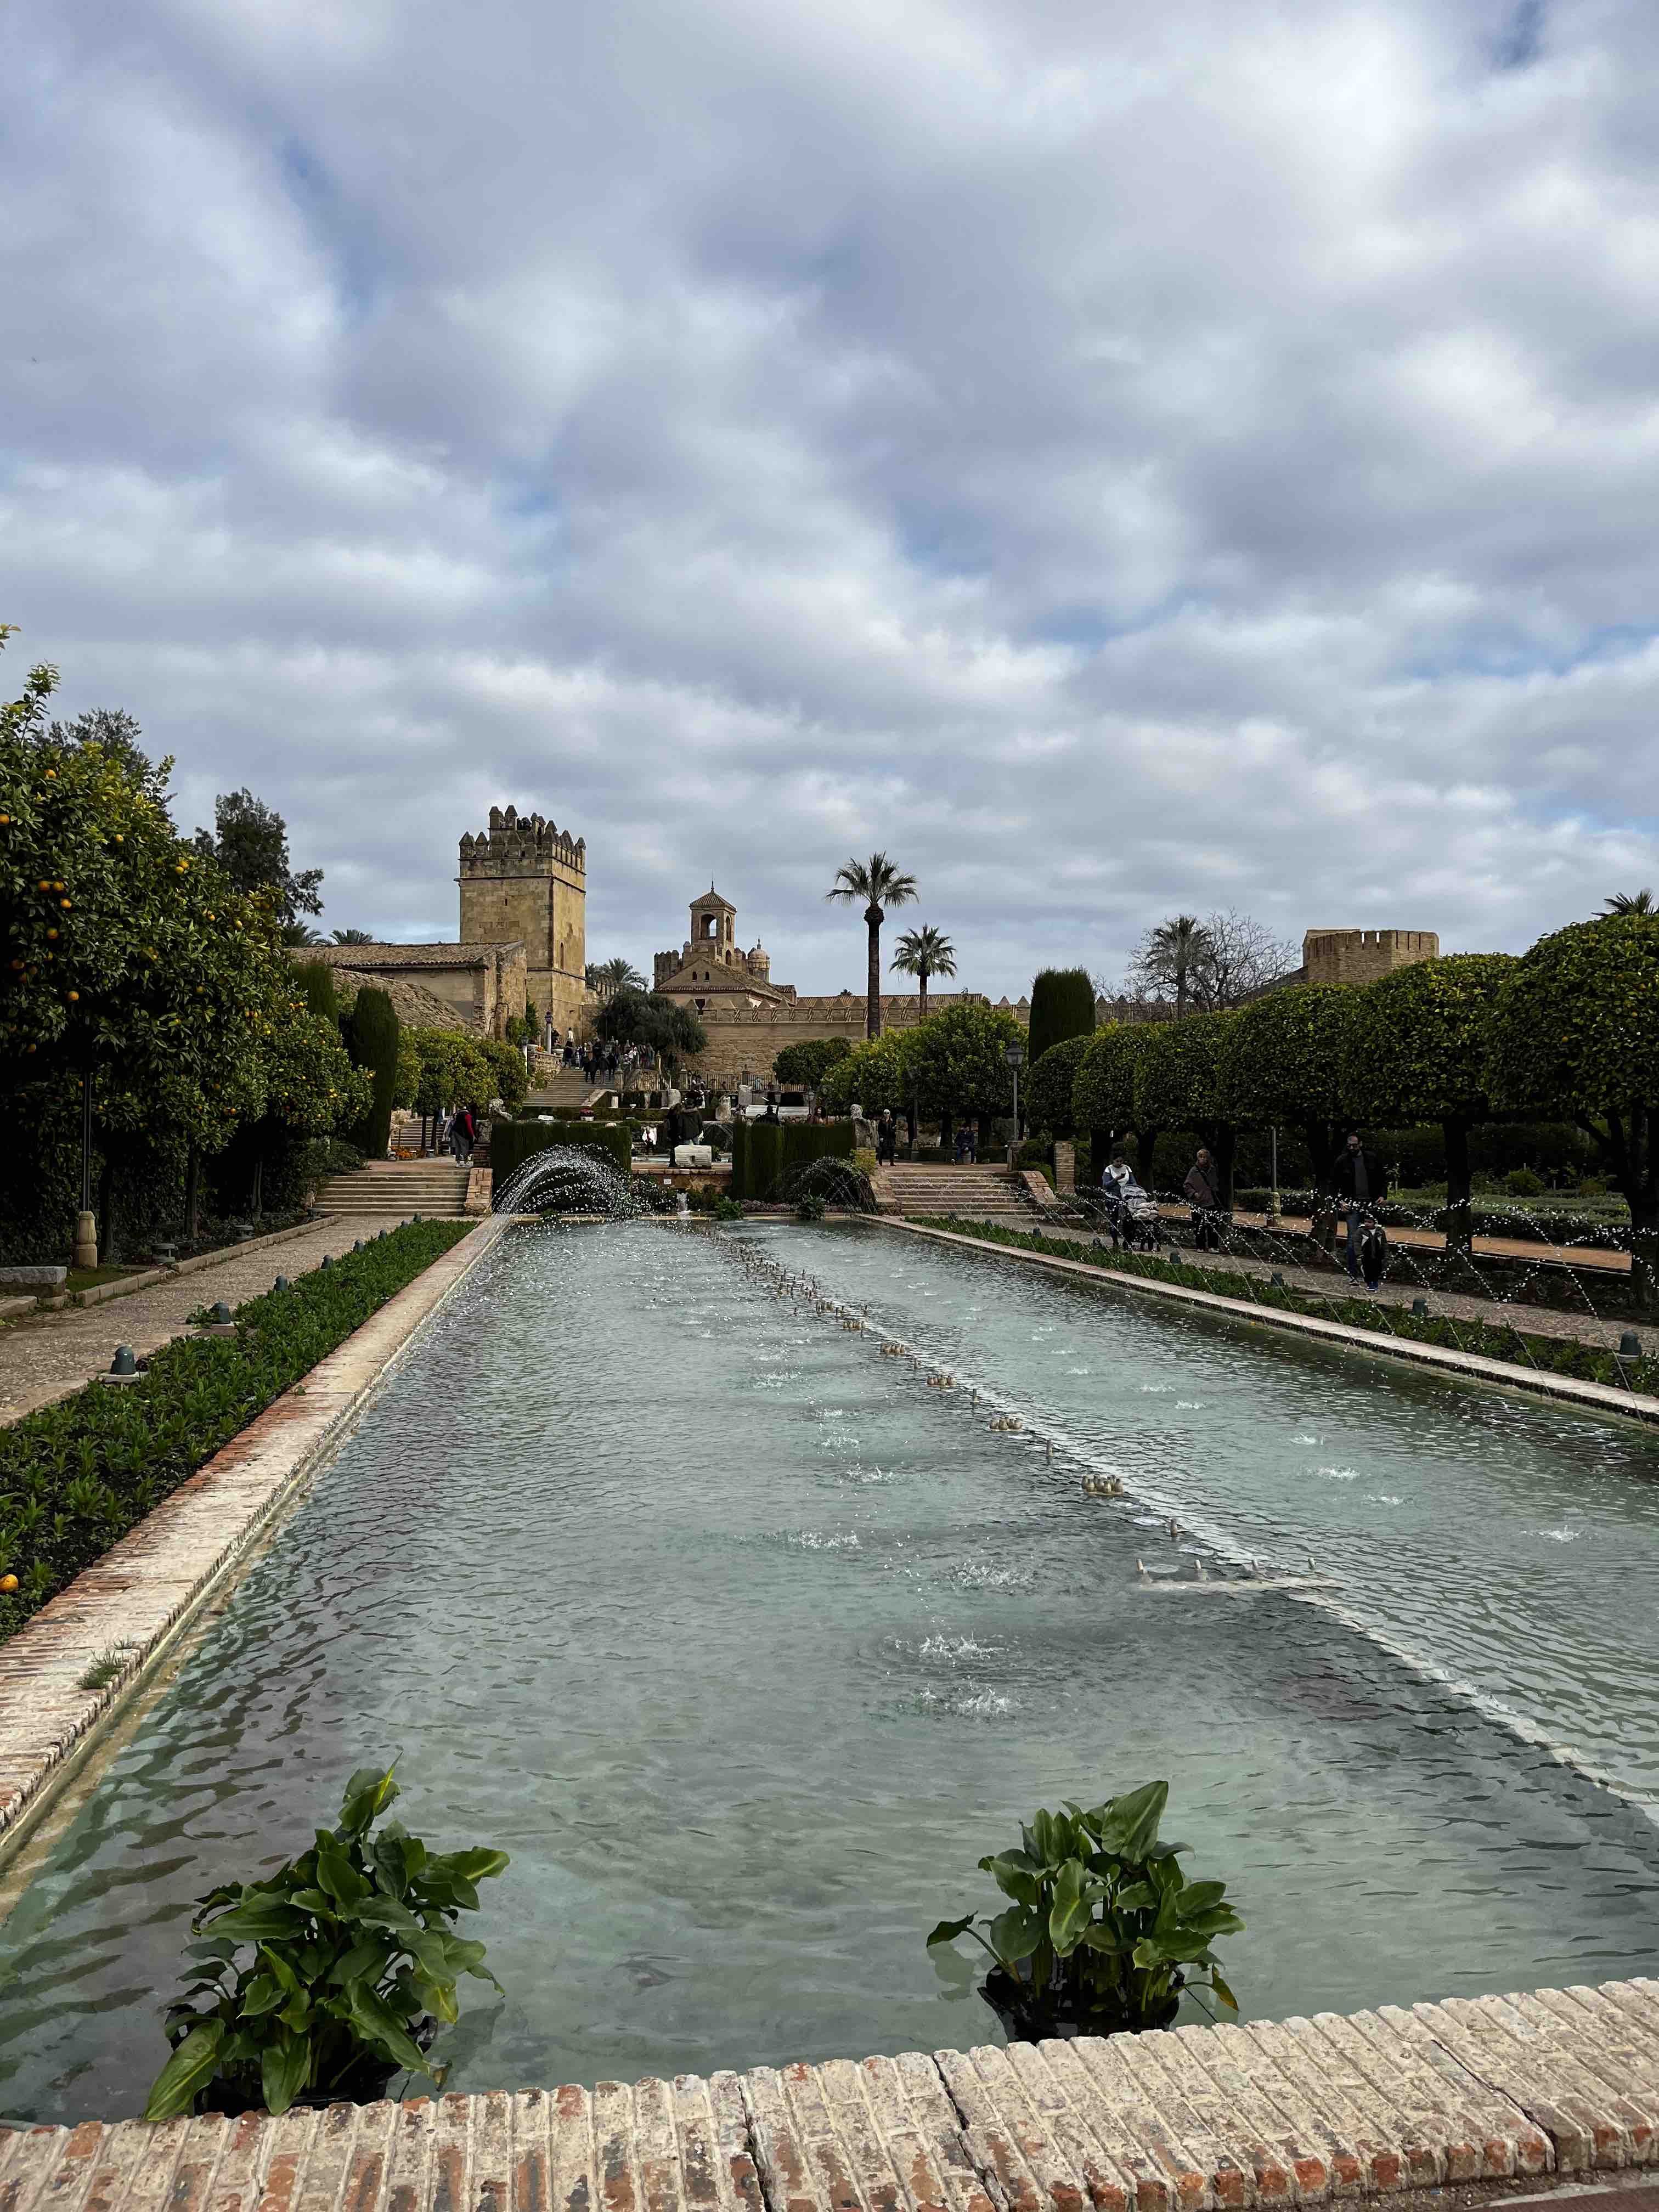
[261,2033,312,2116]
[1047,1860,1103,1956]
[353,1895,424,1940]
[1178,1880,1228,1915]
[200,1897,307,1944]
[238,1972,286,2018]
[315,1833,369,1905]
[986,1905,1042,1967]
[1209,1967,1239,2013]
[338,1760,400,1837]
[345,1977,432,2076]
[440,1847,510,1885]
[978,1854,1041,1909]
[143,2019,226,2121]
[927,1915,975,1948]
[1093,1781,1168,1862]
[1113,1881,1158,1912]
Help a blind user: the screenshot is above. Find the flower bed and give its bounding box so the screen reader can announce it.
[0,1221,472,1643]
[915,1217,1659,1396]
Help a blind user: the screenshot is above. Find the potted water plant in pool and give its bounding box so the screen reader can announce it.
[927,1780,1241,2039]
[143,1759,509,2119]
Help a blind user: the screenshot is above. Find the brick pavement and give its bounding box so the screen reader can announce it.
[0,1214,422,1427]
[4,1979,1659,2210]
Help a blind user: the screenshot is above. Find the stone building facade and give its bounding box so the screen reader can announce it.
[458,807,588,1037]
[300,941,529,1036]
[652,887,982,1087]
[1301,928,1439,988]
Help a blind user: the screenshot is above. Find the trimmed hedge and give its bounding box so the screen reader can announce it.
[0,1221,473,1645]
[913,1217,1659,1396]
[490,1117,633,1191]
[731,1119,855,1201]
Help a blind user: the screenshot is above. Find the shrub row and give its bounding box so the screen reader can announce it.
[0,1220,473,1645]
[489,1117,633,1190]
[1228,1189,1630,1252]
[914,1217,1658,1396]
[730,1120,855,1201]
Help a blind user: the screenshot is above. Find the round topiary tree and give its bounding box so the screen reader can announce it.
[1487,915,1659,1302]
[1135,1011,1243,1204]
[906,1001,1026,1155]
[1223,983,1356,1207]
[1071,1024,1156,1184]
[1028,968,1097,1069]
[1026,1033,1092,1141]
[1340,952,1515,1250]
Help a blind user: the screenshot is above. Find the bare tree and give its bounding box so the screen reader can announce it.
[1187,910,1300,1009]
[1122,911,1298,1015]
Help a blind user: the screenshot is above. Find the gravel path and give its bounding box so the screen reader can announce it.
[0,1213,410,1426]
[1043,1219,1646,1353]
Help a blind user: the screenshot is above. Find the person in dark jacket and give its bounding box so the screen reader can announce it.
[1183,1147,1223,1250]
[1330,1133,1389,1279]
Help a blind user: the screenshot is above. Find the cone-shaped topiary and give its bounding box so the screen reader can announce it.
[1028,968,1096,1068]
[342,986,399,1159]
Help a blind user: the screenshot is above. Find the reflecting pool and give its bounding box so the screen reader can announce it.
[2,1220,1657,2126]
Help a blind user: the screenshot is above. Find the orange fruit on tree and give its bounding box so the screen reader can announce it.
[0,1575,18,1594]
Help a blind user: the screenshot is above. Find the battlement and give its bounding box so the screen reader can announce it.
[459,804,585,879]
[1303,928,1438,988]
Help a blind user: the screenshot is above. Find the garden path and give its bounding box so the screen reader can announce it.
[0,1215,404,1427]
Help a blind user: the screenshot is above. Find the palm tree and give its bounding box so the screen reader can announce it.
[1602,890,1655,915]
[331,927,376,945]
[1141,913,1210,1018]
[890,924,956,1019]
[586,955,648,1002]
[826,853,918,1037]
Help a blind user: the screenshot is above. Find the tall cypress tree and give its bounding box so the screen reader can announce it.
[1028,968,1097,1066]
[292,959,339,1027]
[343,986,399,1158]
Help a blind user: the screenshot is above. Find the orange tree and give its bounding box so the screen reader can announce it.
[1222,983,1356,1203]
[1133,1010,1244,1204]
[1339,953,1514,1250]
[905,1001,1026,1153]
[1487,915,1659,1302]
[1071,1023,1158,1183]
[1,633,364,1252]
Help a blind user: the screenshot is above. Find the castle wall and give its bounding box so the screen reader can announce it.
[684,994,985,1087]
[1302,928,1439,988]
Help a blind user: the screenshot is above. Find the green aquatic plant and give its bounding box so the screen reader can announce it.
[143,1759,508,2120]
[928,1780,1242,2039]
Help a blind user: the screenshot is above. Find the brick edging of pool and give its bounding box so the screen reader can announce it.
[883,1221,1659,1429]
[5,1978,1659,2211]
[0,1215,512,1865]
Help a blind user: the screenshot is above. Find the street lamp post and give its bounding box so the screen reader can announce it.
[1003,1042,1025,1171]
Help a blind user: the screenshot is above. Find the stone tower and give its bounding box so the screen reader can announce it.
[1302,928,1438,988]
[458,806,588,1037]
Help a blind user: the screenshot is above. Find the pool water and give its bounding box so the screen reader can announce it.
[2,1219,1657,2126]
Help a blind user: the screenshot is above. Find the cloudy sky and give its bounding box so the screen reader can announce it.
[5,0,1656,997]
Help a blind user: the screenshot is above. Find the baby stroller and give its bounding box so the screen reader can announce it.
[1091,1177,1164,1253]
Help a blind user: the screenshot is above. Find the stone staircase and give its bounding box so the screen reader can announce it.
[314,1159,472,1220]
[524,1069,608,1113]
[874,1161,1051,1228]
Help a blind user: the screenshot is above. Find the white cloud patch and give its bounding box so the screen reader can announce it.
[3,0,1657,994]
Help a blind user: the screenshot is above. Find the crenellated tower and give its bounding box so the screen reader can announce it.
[458,805,588,1036]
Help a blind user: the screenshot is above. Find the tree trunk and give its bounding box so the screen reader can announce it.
[1606,1107,1656,1309]
[977,1113,993,1158]
[1134,1126,1160,1188]
[940,1113,955,1160]
[1303,1119,1339,1252]
[252,1154,264,1221]
[1442,1116,1472,1254]
[185,1145,201,1243]
[918,971,928,1020]
[1090,1126,1111,1188]
[866,905,883,1038]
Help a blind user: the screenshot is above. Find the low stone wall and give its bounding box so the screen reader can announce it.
[4,1977,1657,2207]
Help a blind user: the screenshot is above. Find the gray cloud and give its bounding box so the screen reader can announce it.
[3,0,1656,998]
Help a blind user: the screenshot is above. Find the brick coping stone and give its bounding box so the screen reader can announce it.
[4,1979,1659,2210]
[0,1216,512,1862]
[883,1222,1659,1430]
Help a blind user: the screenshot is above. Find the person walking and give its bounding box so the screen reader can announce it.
[877,1108,896,1165]
[1183,1146,1223,1251]
[1330,1132,1389,1279]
